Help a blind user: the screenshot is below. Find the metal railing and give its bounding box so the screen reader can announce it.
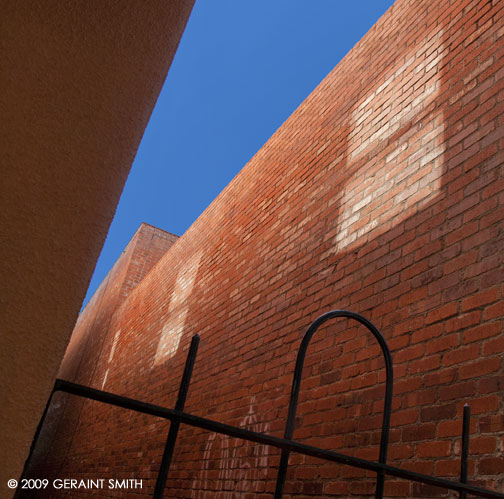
[22,311,504,498]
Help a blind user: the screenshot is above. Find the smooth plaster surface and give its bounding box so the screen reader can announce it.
[0,1,194,493]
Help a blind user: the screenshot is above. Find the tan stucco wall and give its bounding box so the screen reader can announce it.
[0,0,194,493]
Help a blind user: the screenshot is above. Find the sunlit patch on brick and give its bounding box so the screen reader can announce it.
[154,250,203,365]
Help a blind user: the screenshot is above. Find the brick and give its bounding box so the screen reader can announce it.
[443,344,480,366]
[435,459,463,477]
[421,404,457,422]
[446,191,480,218]
[440,381,477,404]
[438,420,470,438]
[412,323,444,343]
[479,457,504,475]
[409,355,441,374]
[383,480,411,497]
[443,249,478,275]
[470,436,497,455]
[462,287,500,312]
[394,344,424,363]
[417,441,451,458]
[479,414,504,433]
[479,375,504,394]
[423,367,458,387]
[444,219,479,246]
[445,310,482,332]
[464,253,501,279]
[469,394,500,415]
[463,225,501,254]
[391,409,418,428]
[483,335,504,356]
[462,322,501,344]
[462,195,499,224]
[402,423,436,442]
[459,357,501,379]
[484,300,504,320]
[443,276,479,302]
[426,333,459,355]
[426,302,459,324]
[481,268,504,290]
[427,272,460,297]
[412,482,450,498]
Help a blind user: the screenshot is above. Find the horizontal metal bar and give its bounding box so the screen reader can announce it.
[54,379,504,499]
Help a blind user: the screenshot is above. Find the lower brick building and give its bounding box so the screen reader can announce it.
[26,0,504,496]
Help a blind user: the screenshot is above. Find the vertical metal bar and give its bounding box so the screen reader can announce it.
[459,403,470,499]
[153,334,200,499]
[274,310,393,499]
[375,362,393,499]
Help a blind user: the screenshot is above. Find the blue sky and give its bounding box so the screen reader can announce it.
[82,0,395,308]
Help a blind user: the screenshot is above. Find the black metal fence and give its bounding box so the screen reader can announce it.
[21,311,504,498]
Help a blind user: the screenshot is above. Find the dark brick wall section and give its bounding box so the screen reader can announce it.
[28,0,504,496]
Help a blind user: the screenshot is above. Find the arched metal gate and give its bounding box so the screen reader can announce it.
[20,311,504,499]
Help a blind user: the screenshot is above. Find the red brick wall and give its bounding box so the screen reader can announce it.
[59,223,179,384]
[28,0,504,496]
